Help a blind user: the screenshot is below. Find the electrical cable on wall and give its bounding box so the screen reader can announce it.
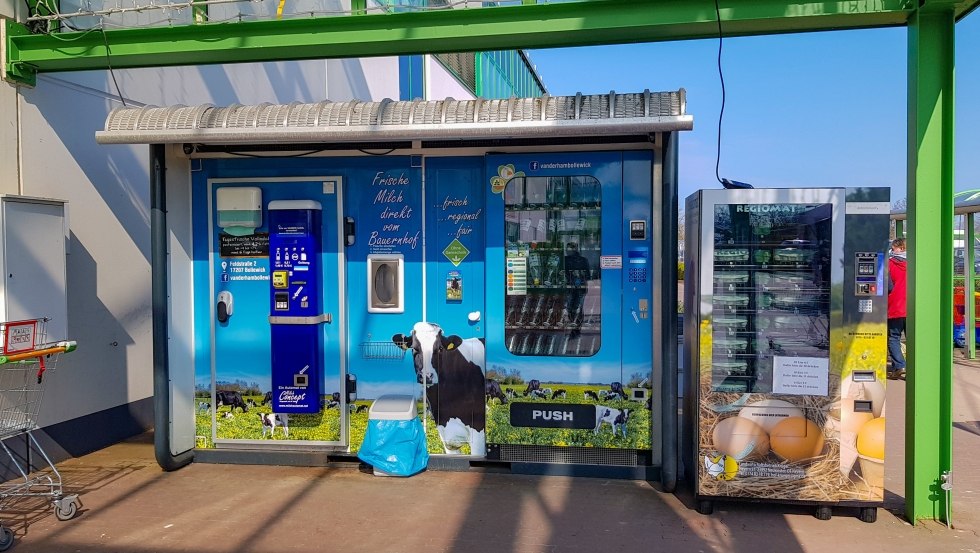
[713,0,726,187]
[26,1,128,107]
[713,0,752,190]
[100,25,128,107]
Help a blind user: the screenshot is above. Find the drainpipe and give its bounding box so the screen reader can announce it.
[660,132,679,492]
[151,143,194,471]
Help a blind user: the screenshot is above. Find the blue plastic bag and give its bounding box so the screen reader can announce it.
[357,418,429,476]
[953,323,980,348]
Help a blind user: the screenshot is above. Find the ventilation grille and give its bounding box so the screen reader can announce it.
[491,445,647,467]
[435,52,477,93]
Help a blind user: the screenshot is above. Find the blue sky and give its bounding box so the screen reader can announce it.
[528,14,979,207]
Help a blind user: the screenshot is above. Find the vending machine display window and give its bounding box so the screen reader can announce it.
[711,203,832,393]
[503,176,601,356]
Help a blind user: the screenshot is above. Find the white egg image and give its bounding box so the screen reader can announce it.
[737,399,805,433]
[840,397,876,436]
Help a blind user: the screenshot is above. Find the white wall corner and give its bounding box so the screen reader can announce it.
[0,79,19,194]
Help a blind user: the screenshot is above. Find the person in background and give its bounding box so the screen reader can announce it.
[887,238,907,380]
[563,242,590,335]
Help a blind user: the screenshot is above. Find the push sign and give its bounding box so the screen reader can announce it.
[3,320,37,354]
[509,403,597,429]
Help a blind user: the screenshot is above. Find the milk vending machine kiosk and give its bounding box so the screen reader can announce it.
[683,188,890,522]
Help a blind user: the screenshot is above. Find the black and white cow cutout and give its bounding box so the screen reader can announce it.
[392,322,486,456]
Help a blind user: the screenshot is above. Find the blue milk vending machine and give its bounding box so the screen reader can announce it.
[269,200,326,413]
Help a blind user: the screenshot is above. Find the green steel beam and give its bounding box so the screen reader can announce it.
[967,213,975,358]
[906,3,955,524]
[3,0,924,86]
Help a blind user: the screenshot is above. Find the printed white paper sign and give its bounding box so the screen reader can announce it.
[772,356,829,396]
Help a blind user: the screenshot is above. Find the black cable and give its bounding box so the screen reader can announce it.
[358,148,397,156]
[226,150,326,158]
[714,0,726,186]
[101,27,128,107]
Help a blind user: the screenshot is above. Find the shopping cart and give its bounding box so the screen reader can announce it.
[0,318,78,551]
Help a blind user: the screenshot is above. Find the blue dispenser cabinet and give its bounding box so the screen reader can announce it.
[269,200,326,413]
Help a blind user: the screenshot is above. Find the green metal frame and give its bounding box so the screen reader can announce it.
[907,1,956,524]
[0,0,950,87]
[1,0,976,525]
[967,214,975,359]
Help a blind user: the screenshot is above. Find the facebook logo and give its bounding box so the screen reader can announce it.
[530,161,539,171]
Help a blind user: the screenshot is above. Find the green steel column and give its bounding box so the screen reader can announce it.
[475,52,484,97]
[906,5,955,524]
[896,219,906,238]
[968,214,976,359]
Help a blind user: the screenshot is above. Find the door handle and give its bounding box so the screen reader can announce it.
[344,217,356,246]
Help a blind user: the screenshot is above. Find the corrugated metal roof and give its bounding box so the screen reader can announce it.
[96,90,692,145]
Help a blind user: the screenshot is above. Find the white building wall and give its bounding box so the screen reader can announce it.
[327,58,401,101]
[0,82,17,195]
[426,56,475,101]
[10,56,407,429]
[0,0,24,19]
[7,53,463,430]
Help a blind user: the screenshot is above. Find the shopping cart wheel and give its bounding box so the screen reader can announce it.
[0,526,14,552]
[54,495,79,521]
[859,507,878,523]
[815,505,833,520]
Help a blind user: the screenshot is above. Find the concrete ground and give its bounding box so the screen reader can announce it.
[2,355,979,552]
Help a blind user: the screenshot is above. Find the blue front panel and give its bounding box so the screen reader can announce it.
[269,208,322,318]
[192,167,343,445]
[345,160,424,402]
[270,324,323,413]
[425,157,486,339]
[270,207,324,413]
[485,152,653,452]
[622,151,655,400]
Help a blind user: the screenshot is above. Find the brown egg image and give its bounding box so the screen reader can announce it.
[769,417,825,462]
[711,416,770,460]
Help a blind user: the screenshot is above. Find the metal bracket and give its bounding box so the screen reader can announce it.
[2,20,38,87]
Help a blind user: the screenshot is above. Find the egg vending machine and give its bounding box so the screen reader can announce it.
[683,188,890,521]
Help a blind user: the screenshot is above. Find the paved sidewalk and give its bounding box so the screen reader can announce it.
[1,359,978,553]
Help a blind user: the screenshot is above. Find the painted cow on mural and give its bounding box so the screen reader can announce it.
[216,390,248,413]
[393,322,486,456]
[485,379,508,405]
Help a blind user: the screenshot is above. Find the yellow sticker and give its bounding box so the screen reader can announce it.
[272,271,289,289]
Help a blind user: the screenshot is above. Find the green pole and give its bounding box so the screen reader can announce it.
[475,52,484,97]
[896,219,906,238]
[968,213,975,359]
[906,4,954,524]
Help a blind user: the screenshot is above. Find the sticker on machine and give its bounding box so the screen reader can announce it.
[600,256,622,269]
[771,356,829,396]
